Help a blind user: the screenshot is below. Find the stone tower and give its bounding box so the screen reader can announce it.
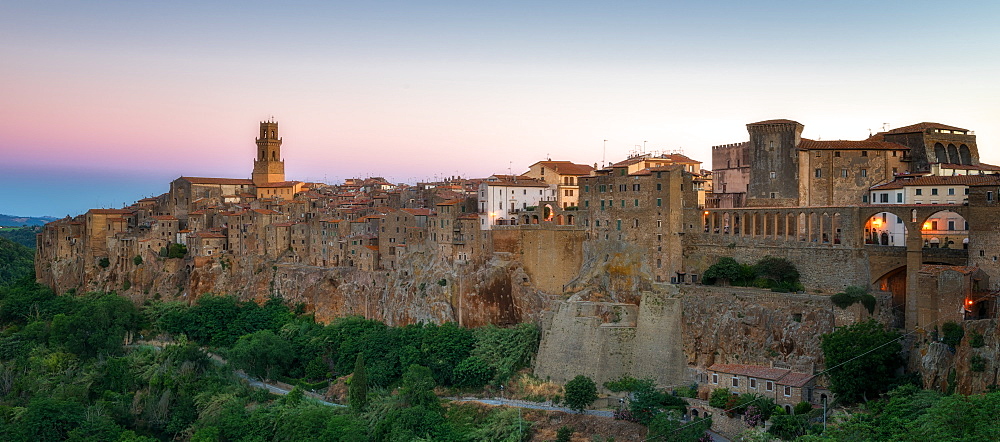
[252,120,285,186]
[746,119,804,207]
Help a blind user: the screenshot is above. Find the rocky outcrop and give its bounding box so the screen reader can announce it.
[915,319,1000,395]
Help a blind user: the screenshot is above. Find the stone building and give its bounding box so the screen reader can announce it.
[709,142,750,208]
[521,160,595,209]
[477,175,555,229]
[875,122,979,172]
[577,163,699,283]
[706,363,827,410]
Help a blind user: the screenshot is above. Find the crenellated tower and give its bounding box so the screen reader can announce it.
[252,120,285,186]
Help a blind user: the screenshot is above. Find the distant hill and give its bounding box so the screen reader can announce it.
[0,226,42,249]
[0,214,57,227]
[0,237,33,286]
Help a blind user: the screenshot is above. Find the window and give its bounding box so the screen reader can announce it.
[750,378,757,389]
[916,189,923,195]
[656,183,662,191]
[948,188,955,195]
[861,151,868,157]
[620,200,625,208]
[815,168,822,178]
[892,150,898,157]
[880,193,888,203]
[784,386,792,397]
[634,199,639,207]
[770,192,777,199]
[948,220,956,231]
[766,381,774,391]
[657,198,662,207]
[584,185,590,192]
[712,374,719,384]
[656,220,662,228]
[732,377,740,388]
[860,169,868,177]
[657,234,662,242]
[988,191,995,201]
[585,200,589,207]
[841,169,848,178]
[897,193,903,203]
[932,188,939,196]
[834,151,841,157]
[770,171,776,179]
[862,195,869,203]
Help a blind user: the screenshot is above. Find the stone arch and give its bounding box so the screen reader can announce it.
[753,212,762,236]
[785,213,796,239]
[764,212,775,237]
[874,266,907,313]
[809,212,819,242]
[920,210,967,248]
[947,144,959,165]
[556,214,564,225]
[934,142,948,163]
[821,212,832,243]
[797,212,807,241]
[531,215,540,224]
[864,212,906,246]
[567,214,575,225]
[959,144,972,165]
[544,204,555,222]
[523,215,530,225]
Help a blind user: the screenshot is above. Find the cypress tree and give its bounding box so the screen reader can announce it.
[349,353,368,412]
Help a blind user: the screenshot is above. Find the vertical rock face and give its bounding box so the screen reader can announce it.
[915,319,1000,395]
[535,285,867,389]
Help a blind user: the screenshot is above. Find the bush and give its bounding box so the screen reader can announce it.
[564,375,598,412]
[98,257,110,268]
[603,375,648,392]
[970,332,986,348]
[971,355,987,372]
[753,256,800,287]
[555,426,573,442]
[941,322,964,347]
[453,356,494,389]
[709,388,733,409]
[133,255,143,266]
[830,286,876,314]
[166,243,187,259]
[793,401,813,415]
[703,257,746,286]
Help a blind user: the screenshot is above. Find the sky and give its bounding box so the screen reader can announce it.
[2,1,999,217]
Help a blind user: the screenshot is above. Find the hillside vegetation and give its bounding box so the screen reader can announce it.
[0,237,33,285]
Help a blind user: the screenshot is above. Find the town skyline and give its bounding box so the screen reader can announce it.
[4,1,1000,217]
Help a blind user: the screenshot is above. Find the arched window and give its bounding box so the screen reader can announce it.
[947,144,960,165]
[959,144,972,165]
[934,143,947,163]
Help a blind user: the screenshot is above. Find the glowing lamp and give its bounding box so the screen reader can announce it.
[922,222,933,230]
[704,211,710,215]
[967,299,974,306]
[872,218,883,227]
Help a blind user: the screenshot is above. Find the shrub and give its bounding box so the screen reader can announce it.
[753,256,800,287]
[971,355,987,372]
[831,286,875,313]
[555,426,573,442]
[98,257,110,268]
[603,375,649,392]
[793,401,813,415]
[970,332,985,348]
[453,356,494,389]
[564,375,598,412]
[133,255,143,266]
[709,388,733,409]
[941,322,964,347]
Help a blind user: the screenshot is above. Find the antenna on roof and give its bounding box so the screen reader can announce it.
[602,140,608,168]
[883,123,890,132]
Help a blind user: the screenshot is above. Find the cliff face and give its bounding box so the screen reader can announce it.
[535,285,885,389]
[916,319,1000,395]
[38,244,556,327]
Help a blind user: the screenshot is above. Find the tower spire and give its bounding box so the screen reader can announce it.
[252,120,285,186]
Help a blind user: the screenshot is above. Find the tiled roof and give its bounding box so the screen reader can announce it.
[708,364,791,381]
[799,139,909,151]
[437,199,463,206]
[871,175,1000,190]
[252,209,281,215]
[937,163,1000,171]
[88,209,133,215]
[256,181,302,188]
[532,161,595,175]
[748,119,801,126]
[920,265,979,275]
[886,122,969,134]
[402,208,432,216]
[196,232,226,239]
[180,177,253,185]
[152,215,177,221]
[708,363,816,387]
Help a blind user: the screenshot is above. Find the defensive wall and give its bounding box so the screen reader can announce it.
[491,225,585,294]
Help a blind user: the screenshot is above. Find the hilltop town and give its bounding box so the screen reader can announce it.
[35,118,1000,413]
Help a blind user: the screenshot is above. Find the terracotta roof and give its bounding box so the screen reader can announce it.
[531,161,595,175]
[152,215,177,221]
[871,175,1000,190]
[458,214,479,220]
[937,163,1000,171]
[437,199,463,206]
[799,139,909,151]
[180,177,253,185]
[708,363,815,387]
[920,265,979,275]
[484,177,550,187]
[88,209,133,215]
[748,119,801,126]
[365,245,379,251]
[708,364,791,381]
[886,122,969,134]
[272,222,294,227]
[196,232,226,239]
[256,181,302,188]
[252,209,281,215]
[402,208,432,216]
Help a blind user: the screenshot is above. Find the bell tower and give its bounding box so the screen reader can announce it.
[252,120,285,186]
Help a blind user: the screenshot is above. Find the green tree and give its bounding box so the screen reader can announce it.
[555,426,573,442]
[133,255,143,266]
[400,364,439,409]
[647,411,712,442]
[563,375,597,412]
[709,387,733,408]
[49,292,141,358]
[452,356,494,389]
[0,237,34,285]
[821,319,902,403]
[703,257,748,286]
[349,353,368,413]
[229,329,295,380]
